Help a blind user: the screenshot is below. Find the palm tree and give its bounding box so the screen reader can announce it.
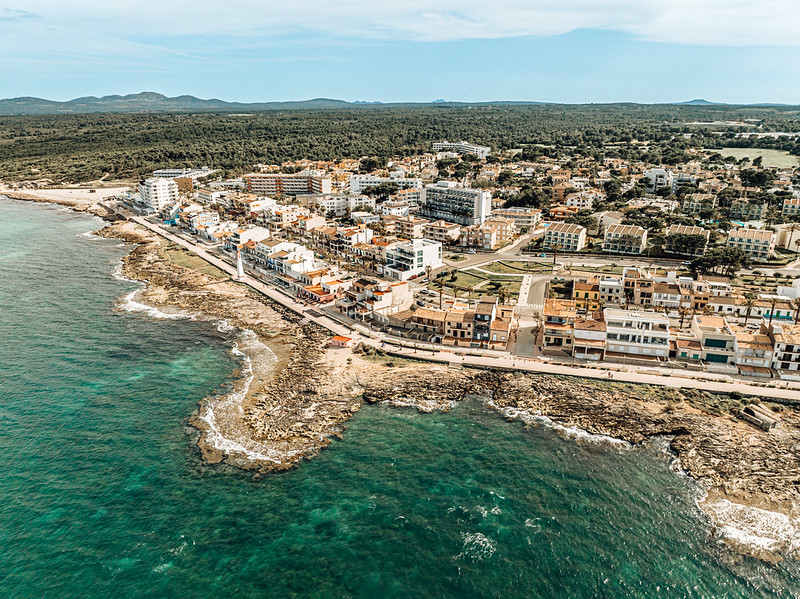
[794,297,800,325]
[787,222,800,253]
[498,288,509,305]
[548,242,563,272]
[768,297,778,326]
[743,293,757,326]
[678,305,690,329]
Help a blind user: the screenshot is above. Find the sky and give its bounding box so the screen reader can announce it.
[1,1,799,104]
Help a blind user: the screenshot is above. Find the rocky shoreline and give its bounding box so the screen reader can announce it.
[5,193,799,562]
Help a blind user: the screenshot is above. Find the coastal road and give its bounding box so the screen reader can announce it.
[126,213,800,403]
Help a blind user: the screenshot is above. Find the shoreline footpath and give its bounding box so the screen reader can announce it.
[3,191,799,562]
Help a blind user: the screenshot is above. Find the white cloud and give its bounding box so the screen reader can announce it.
[4,0,800,46]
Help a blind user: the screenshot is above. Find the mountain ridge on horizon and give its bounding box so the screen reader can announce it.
[0,91,791,115]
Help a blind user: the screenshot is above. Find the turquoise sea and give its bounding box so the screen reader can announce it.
[0,197,798,598]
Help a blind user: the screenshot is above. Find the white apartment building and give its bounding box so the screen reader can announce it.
[138,177,179,213]
[152,167,216,180]
[187,211,220,230]
[314,195,376,218]
[244,173,332,196]
[349,174,423,195]
[766,322,800,379]
[543,222,587,252]
[432,141,491,159]
[726,228,775,260]
[603,224,647,254]
[643,168,696,193]
[382,239,443,281]
[197,188,230,206]
[381,202,411,217]
[603,309,671,359]
[598,276,624,305]
[490,207,542,230]
[419,182,492,226]
[564,191,596,211]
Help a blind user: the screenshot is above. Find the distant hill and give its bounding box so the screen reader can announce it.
[0,92,359,115]
[0,92,560,115]
[676,99,721,106]
[0,92,792,115]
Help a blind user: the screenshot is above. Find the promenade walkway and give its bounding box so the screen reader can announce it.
[128,213,800,402]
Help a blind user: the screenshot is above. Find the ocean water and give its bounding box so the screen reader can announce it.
[1,197,798,598]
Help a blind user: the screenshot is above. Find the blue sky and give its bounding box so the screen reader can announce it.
[2,1,799,103]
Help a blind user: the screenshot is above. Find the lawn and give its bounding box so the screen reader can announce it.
[439,269,522,300]
[480,260,551,274]
[161,244,228,280]
[712,147,799,168]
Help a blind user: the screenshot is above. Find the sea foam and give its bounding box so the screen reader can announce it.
[116,290,197,321]
[486,400,631,449]
[699,496,800,556]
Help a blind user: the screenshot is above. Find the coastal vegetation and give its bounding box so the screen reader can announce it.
[3,103,800,183]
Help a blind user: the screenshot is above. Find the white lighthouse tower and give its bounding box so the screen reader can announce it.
[235,247,245,281]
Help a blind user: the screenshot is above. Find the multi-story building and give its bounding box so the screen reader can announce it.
[664,224,710,256]
[643,168,696,193]
[643,168,672,193]
[138,177,179,213]
[572,278,600,313]
[604,309,671,359]
[543,222,587,252]
[243,173,332,196]
[197,188,230,206]
[598,276,625,306]
[443,307,475,346]
[314,195,375,218]
[651,282,682,309]
[734,331,774,376]
[564,191,597,211]
[603,224,647,254]
[348,174,423,195]
[729,200,768,221]
[152,167,215,181]
[419,182,492,226]
[764,322,800,379]
[782,198,800,217]
[573,317,607,361]
[382,239,442,281]
[422,220,462,245]
[432,141,491,159]
[484,216,516,245]
[339,278,413,322]
[430,300,514,350]
[394,187,423,207]
[726,228,775,260]
[380,202,411,217]
[490,207,542,231]
[391,215,430,240]
[542,299,577,354]
[681,193,717,215]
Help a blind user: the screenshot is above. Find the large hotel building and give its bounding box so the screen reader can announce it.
[243,173,332,196]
